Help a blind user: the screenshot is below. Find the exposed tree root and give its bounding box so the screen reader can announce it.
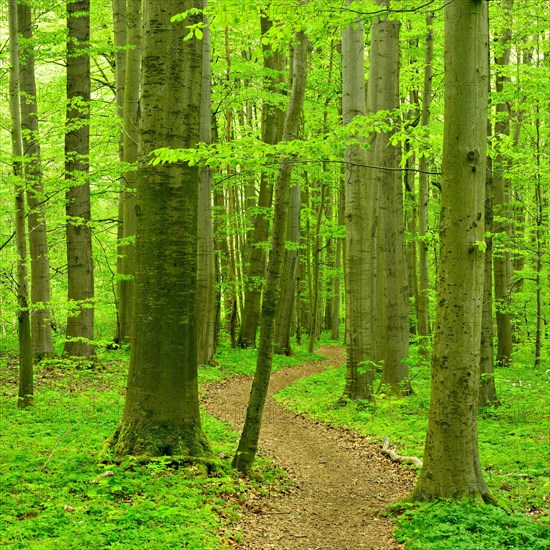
[382,437,423,468]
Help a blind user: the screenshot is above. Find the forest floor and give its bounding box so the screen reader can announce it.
[203,345,415,549]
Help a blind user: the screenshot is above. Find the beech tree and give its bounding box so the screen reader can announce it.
[371,2,410,396]
[416,11,434,348]
[64,0,95,359]
[412,0,494,502]
[237,9,286,349]
[18,3,54,360]
[197,0,217,367]
[107,0,209,459]
[341,8,376,401]
[233,29,310,474]
[8,0,33,407]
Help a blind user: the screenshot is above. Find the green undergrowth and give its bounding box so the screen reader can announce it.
[198,340,322,384]
[392,499,550,549]
[275,342,550,547]
[0,340,312,549]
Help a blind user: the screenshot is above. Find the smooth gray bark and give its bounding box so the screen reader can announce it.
[413,0,493,502]
[18,3,54,360]
[64,0,95,359]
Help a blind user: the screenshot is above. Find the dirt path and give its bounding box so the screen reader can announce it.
[203,345,414,549]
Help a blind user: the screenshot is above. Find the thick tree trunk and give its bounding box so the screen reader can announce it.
[9,0,33,407]
[233,32,309,475]
[107,0,209,459]
[64,0,95,359]
[342,9,376,401]
[18,3,54,360]
[412,0,493,502]
[197,1,217,367]
[372,4,410,397]
[238,11,285,349]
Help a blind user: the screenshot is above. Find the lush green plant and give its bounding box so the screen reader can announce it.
[393,500,550,549]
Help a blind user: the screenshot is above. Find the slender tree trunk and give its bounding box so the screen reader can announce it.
[112,0,126,333]
[238,11,285,348]
[324,190,334,332]
[331,177,344,341]
[412,0,494,502]
[479,155,499,407]
[406,146,419,337]
[533,105,544,369]
[107,0,209,459]
[9,0,33,407]
[197,1,217,367]
[417,12,434,349]
[113,0,137,343]
[492,0,514,367]
[342,8,376,401]
[233,31,309,475]
[18,2,54,360]
[273,180,300,355]
[64,0,94,359]
[116,0,141,345]
[308,184,325,353]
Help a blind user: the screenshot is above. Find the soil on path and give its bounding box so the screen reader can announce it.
[203,345,415,550]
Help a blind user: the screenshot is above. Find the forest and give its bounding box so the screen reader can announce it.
[0,0,549,548]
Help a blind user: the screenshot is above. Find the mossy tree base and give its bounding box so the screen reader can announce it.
[106,417,210,462]
[410,488,499,506]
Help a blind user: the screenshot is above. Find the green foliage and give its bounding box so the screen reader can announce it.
[393,500,550,549]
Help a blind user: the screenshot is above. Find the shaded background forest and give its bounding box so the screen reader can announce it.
[0,0,548,368]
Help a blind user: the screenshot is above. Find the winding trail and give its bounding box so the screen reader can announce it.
[203,345,414,549]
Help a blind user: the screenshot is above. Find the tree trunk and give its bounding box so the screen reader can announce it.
[373,9,410,397]
[107,0,209,459]
[233,31,309,475]
[197,1,217,367]
[331,177,344,341]
[273,180,300,356]
[116,0,141,345]
[308,183,326,353]
[479,155,499,407]
[412,0,494,502]
[417,12,434,350]
[18,2,54,360]
[238,11,285,349]
[492,0,514,367]
[112,0,126,323]
[341,8,376,401]
[112,0,135,345]
[533,106,544,369]
[64,0,95,359]
[9,0,33,407]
